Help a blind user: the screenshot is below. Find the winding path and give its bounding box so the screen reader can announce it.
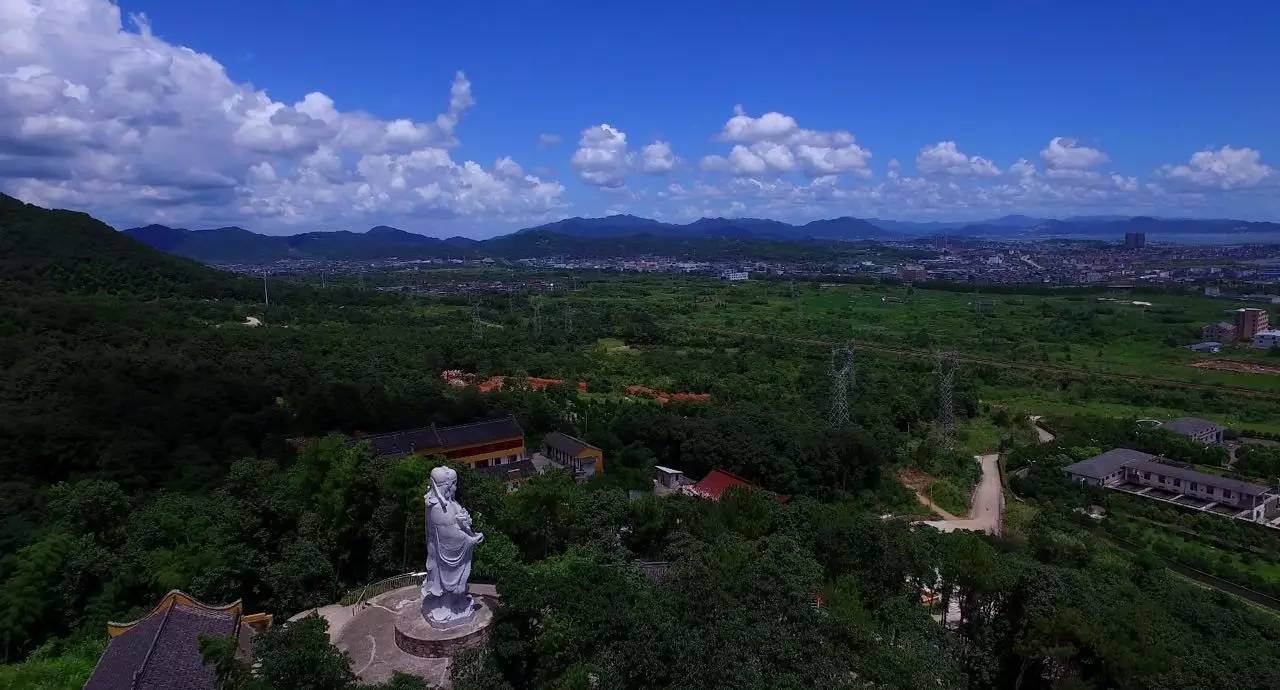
[920,454,1004,535]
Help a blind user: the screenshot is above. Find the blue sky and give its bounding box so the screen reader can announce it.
[3,0,1279,236]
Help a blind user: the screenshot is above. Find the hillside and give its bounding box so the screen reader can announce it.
[0,194,235,295]
[120,210,1280,266]
[124,223,480,263]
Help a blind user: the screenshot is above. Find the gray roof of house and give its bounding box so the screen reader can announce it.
[476,457,538,482]
[1127,458,1270,496]
[544,431,598,456]
[1063,448,1157,480]
[84,602,239,690]
[1161,417,1224,437]
[354,416,524,458]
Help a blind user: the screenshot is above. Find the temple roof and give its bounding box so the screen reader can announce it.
[353,416,525,458]
[544,431,599,457]
[85,591,243,690]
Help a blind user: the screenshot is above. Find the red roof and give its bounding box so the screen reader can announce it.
[625,385,710,405]
[687,469,789,503]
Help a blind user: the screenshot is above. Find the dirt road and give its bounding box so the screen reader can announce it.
[920,453,1004,535]
[1030,415,1056,443]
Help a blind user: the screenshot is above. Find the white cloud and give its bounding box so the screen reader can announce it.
[728,145,768,175]
[706,106,871,178]
[640,140,678,173]
[916,141,1000,177]
[570,123,631,188]
[1041,137,1109,171]
[1159,146,1274,190]
[0,0,563,231]
[720,106,799,142]
[536,133,562,149]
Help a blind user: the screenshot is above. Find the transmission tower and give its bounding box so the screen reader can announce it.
[935,351,958,447]
[531,297,543,339]
[470,299,483,338]
[828,341,856,428]
[563,301,575,342]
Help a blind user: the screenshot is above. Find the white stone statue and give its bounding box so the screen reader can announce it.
[421,466,485,629]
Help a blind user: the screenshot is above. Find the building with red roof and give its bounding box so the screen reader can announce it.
[683,469,790,503]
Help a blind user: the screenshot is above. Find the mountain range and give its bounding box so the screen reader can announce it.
[109,212,1280,264]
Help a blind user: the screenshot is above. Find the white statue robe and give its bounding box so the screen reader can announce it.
[423,493,479,597]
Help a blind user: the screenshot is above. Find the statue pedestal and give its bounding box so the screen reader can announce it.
[422,592,480,630]
[394,594,492,658]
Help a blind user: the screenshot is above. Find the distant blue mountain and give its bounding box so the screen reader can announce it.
[124,212,1280,264]
[520,214,901,242]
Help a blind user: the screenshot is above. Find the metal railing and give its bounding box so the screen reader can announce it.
[343,571,425,609]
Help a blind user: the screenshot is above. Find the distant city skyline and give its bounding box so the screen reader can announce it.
[2,0,1279,237]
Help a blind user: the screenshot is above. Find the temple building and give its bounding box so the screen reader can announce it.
[352,416,526,469]
[538,431,604,481]
[84,590,272,690]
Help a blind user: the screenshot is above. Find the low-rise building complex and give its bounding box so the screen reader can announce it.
[1063,449,1278,524]
[1160,417,1225,444]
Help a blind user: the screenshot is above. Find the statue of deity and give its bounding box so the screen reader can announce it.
[421,466,485,628]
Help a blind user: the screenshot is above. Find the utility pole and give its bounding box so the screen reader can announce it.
[262,270,269,309]
[829,341,856,429]
[471,299,483,339]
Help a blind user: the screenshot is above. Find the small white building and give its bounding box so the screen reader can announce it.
[722,271,749,281]
[1253,329,1280,350]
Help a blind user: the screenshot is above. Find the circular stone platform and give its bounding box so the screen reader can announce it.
[332,585,495,686]
[394,595,492,657]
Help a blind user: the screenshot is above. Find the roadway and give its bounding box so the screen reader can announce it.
[920,453,1004,535]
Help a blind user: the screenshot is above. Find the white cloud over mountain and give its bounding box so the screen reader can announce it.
[0,0,563,231]
[1040,137,1109,171]
[0,0,1276,232]
[701,106,872,178]
[1159,146,1274,190]
[916,141,1000,178]
[571,124,680,187]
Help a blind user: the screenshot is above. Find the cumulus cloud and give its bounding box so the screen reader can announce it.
[570,125,680,186]
[1041,137,1109,171]
[570,124,631,188]
[916,141,1000,177]
[640,140,678,173]
[1159,146,1274,190]
[704,106,871,178]
[0,0,562,231]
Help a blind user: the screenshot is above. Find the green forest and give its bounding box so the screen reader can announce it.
[3,193,1280,689]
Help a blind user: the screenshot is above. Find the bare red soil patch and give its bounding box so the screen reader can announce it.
[1190,359,1280,376]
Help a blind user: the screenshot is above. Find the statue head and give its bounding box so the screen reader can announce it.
[429,466,458,503]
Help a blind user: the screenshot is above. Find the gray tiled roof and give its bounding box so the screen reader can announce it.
[354,416,524,458]
[544,431,598,457]
[84,602,239,690]
[1161,417,1224,437]
[1127,459,1270,496]
[1063,448,1156,480]
[476,457,538,482]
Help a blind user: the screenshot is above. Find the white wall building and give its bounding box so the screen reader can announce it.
[1253,329,1280,350]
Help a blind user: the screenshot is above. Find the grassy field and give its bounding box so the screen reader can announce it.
[674,281,1280,393]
